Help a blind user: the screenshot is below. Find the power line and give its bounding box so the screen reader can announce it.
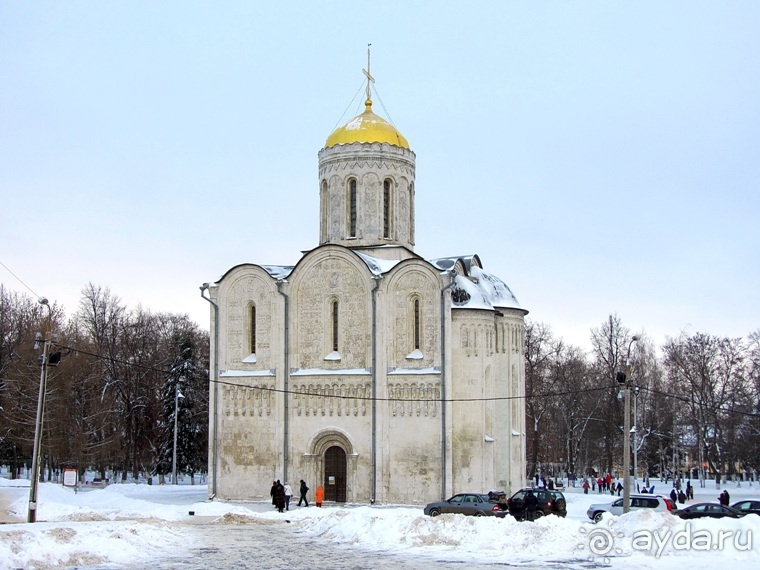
[0,260,41,299]
[50,342,760,416]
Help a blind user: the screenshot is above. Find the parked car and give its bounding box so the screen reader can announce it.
[506,488,566,520]
[677,503,745,520]
[587,494,677,523]
[731,500,760,516]
[423,493,501,517]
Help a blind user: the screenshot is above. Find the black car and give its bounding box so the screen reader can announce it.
[423,493,501,517]
[731,500,760,516]
[506,488,566,520]
[676,503,745,520]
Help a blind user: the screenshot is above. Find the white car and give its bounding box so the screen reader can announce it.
[587,494,678,522]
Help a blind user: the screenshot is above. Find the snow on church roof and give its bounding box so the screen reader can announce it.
[259,265,294,279]
[355,252,402,275]
[467,265,523,311]
[219,252,522,314]
[356,252,524,313]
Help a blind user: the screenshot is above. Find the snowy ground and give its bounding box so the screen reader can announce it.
[1,477,759,569]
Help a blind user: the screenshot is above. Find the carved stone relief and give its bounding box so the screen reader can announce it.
[296,256,368,369]
[223,383,273,417]
[388,382,440,417]
[390,270,438,366]
[293,381,369,417]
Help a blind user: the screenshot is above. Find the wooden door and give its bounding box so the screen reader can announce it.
[324,445,347,502]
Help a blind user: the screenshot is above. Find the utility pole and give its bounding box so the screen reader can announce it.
[618,335,640,514]
[172,384,185,485]
[28,297,52,523]
[633,386,640,493]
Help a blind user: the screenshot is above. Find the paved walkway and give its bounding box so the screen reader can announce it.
[0,484,25,524]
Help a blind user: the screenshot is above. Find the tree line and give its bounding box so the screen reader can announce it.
[526,314,760,486]
[3,282,758,488]
[0,284,209,483]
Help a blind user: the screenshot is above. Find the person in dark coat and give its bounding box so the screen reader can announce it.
[524,490,539,521]
[297,479,309,507]
[670,488,677,503]
[270,481,277,507]
[273,480,286,513]
[677,489,686,504]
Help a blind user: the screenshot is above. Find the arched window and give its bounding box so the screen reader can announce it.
[249,304,257,354]
[320,180,328,243]
[409,182,415,244]
[383,179,392,239]
[349,179,357,237]
[332,300,339,352]
[413,298,421,350]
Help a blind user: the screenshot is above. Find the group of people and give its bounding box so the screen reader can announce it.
[718,489,731,506]
[270,479,325,512]
[580,473,624,496]
[666,480,695,504]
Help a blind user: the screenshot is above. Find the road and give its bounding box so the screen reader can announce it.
[114,516,596,570]
[1,485,600,569]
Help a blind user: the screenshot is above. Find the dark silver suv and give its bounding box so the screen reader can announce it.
[505,488,567,520]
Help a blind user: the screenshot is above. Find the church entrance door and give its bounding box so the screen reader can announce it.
[324,445,347,502]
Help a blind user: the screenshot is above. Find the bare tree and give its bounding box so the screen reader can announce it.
[589,314,634,474]
[524,320,559,480]
[663,332,746,488]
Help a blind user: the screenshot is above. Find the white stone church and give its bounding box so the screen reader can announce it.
[204,71,527,505]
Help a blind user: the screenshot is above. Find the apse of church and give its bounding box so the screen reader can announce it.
[203,65,527,505]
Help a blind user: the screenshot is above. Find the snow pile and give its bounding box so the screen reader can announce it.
[2,479,759,569]
[296,507,586,563]
[2,519,184,569]
[592,508,757,561]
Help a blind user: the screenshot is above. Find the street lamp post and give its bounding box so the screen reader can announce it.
[171,386,185,485]
[633,386,641,493]
[28,297,52,523]
[619,335,640,514]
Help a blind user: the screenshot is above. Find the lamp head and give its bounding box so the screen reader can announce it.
[38,297,49,306]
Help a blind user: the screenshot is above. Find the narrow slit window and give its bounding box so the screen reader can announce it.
[250,305,257,354]
[410,183,415,244]
[413,298,421,350]
[349,179,357,237]
[332,300,339,352]
[320,180,328,243]
[383,179,391,238]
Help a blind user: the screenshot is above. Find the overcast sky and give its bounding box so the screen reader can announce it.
[2,1,758,351]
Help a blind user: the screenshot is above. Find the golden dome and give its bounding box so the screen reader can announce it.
[325,100,409,149]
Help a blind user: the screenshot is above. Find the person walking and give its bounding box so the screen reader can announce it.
[297,479,309,507]
[284,482,293,511]
[270,480,277,508]
[582,480,590,494]
[315,485,324,507]
[273,480,286,513]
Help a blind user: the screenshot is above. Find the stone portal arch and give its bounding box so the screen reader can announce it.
[308,428,355,503]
